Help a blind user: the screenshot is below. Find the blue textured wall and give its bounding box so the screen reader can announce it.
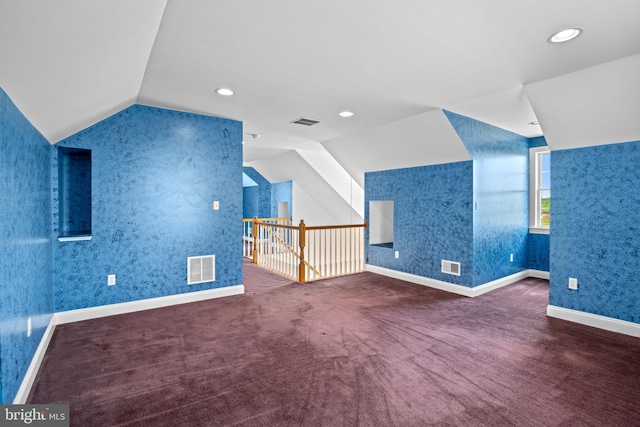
[529,136,548,148]
[0,87,54,403]
[550,140,640,323]
[242,168,292,218]
[52,105,243,312]
[445,111,529,286]
[243,167,271,218]
[243,186,259,218]
[529,233,550,272]
[271,181,292,217]
[365,162,474,287]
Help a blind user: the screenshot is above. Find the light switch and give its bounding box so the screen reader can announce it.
[213,201,220,210]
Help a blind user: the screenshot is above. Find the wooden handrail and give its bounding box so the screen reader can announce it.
[247,218,368,283]
[253,223,300,230]
[306,222,368,231]
[243,217,292,223]
[253,220,368,231]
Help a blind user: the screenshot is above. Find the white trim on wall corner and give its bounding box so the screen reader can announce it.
[364,265,543,298]
[471,271,532,296]
[528,269,550,279]
[13,316,57,404]
[55,285,245,324]
[13,284,245,403]
[547,305,640,339]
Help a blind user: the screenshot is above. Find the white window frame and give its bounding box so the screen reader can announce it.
[529,147,550,234]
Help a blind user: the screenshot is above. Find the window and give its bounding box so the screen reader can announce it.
[530,147,550,231]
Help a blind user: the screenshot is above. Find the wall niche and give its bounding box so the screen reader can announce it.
[58,146,92,239]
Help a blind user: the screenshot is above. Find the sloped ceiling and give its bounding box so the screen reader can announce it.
[0,0,167,143]
[323,110,471,188]
[1,0,640,170]
[526,53,640,150]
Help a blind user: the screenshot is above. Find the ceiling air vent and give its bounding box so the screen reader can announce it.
[290,117,320,126]
[441,260,461,276]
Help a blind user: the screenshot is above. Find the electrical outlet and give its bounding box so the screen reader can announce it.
[27,317,32,337]
[510,253,514,262]
[568,277,578,290]
[108,274,116,286]
[394,251,399,259]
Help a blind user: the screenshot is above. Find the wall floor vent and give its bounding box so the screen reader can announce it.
[441,260,461,276]
[290,117,320,126]
[188,255,215,285]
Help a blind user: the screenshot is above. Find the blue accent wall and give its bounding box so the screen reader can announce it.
[444,111,530,286]
[242,167,271,218]
[271,181,292,217]
[243,186,259,218]
[529,136,548,148]
[0,87,54,403]
[529,233,550,271]
[365,112,530,288]
[550,140,640,323]
[242,167,292,218]
[52,105,243,312]
[365,162,475,287]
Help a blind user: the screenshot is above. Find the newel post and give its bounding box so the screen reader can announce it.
[298,219,306,283]
[252,217,258,265]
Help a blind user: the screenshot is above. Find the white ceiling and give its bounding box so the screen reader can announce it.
[1,0,640,172]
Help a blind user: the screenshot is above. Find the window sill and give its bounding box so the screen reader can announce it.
[58,235,92,242]
[529,228,550,235]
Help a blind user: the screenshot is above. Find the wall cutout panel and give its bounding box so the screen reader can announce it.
[57,146,92,238]
[369,201,394,247]
[365,162,474,287]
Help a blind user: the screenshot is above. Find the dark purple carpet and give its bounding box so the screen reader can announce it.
[28,261,640,426]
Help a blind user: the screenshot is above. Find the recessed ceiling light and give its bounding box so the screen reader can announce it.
[339,111,354,118]
[215,88,234,96]
[529,120,540,126]
[547,27,582,44]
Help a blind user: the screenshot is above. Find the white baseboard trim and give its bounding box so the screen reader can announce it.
[13,316,57,404]
[365,264,476,297]
[471,271,535,297]
[528,269,550,279]
[13,284,244,403]
[547,305,640,338]
[55,285,245,325]
[365,265,548,298]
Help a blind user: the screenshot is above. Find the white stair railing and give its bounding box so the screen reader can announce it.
[243,217,292,259]
[246,218,367,282]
